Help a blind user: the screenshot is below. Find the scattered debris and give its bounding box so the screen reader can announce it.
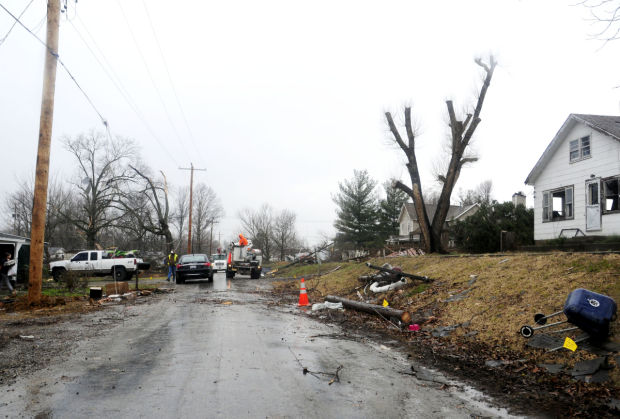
[19,335,35,340]
[288,346,343,385]
[365,262,433,283]
[498,258,510,264]
[325,295,414,325]
[538,364,564,374]
[311,301,343,311]
[571,357,609,377]
[370,278,407,293]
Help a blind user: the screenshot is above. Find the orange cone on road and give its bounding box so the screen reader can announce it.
[298,277,310,306]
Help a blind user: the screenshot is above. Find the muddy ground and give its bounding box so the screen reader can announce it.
[1,282,619,417]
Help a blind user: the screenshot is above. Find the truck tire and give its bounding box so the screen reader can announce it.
[113,266,127,282]
[250,268,261,280]
[52,268,66,282]
[208,271,214,281]
[226,270,234,279]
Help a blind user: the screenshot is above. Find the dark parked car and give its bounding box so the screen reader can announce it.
[176,254,214,284]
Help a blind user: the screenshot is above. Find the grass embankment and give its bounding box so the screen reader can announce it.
[272,253,620,383]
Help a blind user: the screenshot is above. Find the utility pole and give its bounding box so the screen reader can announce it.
[179,163,206,254]
[28,0,61,305]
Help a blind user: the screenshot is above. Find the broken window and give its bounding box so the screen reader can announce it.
[569,136,591,162]
[542,185,574,222]
[603,177,619,212]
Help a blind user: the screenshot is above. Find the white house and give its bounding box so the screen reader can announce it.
[525,114,620,241]
[391,202,479,246]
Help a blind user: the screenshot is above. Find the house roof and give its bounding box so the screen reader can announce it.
[402,202,476,222]
[525,114,620,185]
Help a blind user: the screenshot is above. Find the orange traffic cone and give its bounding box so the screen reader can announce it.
[298,277,310,306]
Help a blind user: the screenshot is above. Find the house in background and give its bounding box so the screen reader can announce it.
[390,202,479,247]
[525,114,620,241]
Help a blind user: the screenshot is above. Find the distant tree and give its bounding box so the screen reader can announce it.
[239,204,275,261]
[4,176,76,251]
[116,165,174,253]
[457,179,493,206]
[192,184,224,253]
[453,202,534,253]
[333,169,379,248]
[377,181,409,242]
[171,186,189,252]
[271,209,297,261]
[387,55,497,253]
[58,131,137,248]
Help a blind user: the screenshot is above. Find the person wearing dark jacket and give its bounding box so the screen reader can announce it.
[0,252,15,295]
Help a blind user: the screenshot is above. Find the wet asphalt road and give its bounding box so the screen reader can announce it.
[2,272,520,418]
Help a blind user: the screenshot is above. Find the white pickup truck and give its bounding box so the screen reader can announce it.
[49,250,148,282]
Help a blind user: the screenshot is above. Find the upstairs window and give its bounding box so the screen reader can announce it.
[542,185,574,222]
[569,136,591,162]
[603,176,619,213]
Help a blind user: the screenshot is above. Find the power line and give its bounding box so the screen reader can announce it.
[0,0,108,128]
[115,0,192,163]
[68,16,180,166]
[141,0,205,162]
[0,0,35,46]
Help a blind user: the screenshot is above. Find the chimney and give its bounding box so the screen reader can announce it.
[512,192,526,207]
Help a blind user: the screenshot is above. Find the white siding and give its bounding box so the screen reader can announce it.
[533,124,620,240]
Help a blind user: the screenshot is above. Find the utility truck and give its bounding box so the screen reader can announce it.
[49,249,149,282]
[226,243,262,279]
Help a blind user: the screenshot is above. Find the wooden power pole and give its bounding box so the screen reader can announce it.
[28,0,61,305]
[179,163,206,254]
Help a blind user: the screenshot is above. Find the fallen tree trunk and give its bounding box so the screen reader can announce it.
[365,262,433,283]
[325,295,412,324]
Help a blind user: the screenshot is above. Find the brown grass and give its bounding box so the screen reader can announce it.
[273,253,620,373]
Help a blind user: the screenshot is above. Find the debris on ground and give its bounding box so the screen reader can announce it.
[311,301,343,311]
[325,295,414,325]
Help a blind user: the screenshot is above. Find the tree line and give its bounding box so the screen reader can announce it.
[4,131,224,259]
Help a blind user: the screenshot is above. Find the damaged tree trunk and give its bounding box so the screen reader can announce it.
[325,295,413,324]
[365,262,432,283]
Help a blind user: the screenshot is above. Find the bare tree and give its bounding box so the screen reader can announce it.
[579,0,620,41]
[58,131,137,248]
[387,56,497,253]
[192,184,224,253]
[475,179,493,205]
[457,179,494,206]
[116,165,174,252]
[271,209,297,261]
[171,186,189,252]
[239,203,274,262]
[4,176,69,249]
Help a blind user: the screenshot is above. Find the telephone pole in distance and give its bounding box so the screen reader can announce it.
[179,163,206,254]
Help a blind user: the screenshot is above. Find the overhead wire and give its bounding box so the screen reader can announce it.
[0,0,108,128]
[115,0,193,163]
[141,0,205,164]
[68,15,180,166]
[0,0,35,46]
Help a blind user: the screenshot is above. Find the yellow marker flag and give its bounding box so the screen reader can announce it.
[382,299,389,307]
[563,337,578,352]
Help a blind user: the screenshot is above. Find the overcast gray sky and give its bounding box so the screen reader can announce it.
[1,0,619,245]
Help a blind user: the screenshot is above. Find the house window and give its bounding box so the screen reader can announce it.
[603,177,619,212]
[542,185,574,222]
[569,136,591,162]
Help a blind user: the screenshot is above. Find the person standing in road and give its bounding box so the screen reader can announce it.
[166,250,178,282]
[0,252,16,295]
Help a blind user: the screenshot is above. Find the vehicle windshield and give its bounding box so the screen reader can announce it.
[211,254,227,261]
[179,254,207,263]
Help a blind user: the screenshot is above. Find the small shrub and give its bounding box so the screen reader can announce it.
[62,271,89,292]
